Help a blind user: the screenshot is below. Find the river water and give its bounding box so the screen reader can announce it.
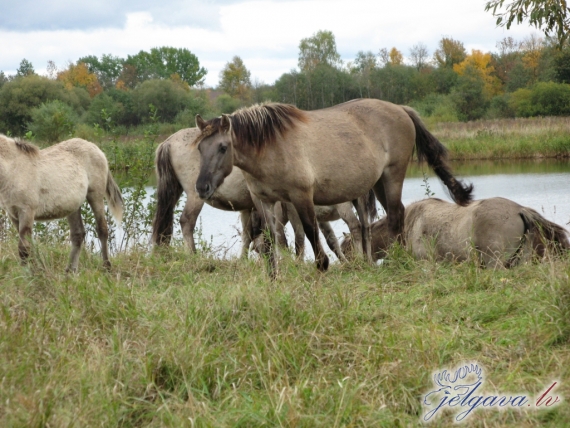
[162,159,570,260]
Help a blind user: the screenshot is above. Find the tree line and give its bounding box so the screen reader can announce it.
[3,28,570,140]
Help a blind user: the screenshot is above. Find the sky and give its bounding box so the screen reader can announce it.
[0,0,537,87]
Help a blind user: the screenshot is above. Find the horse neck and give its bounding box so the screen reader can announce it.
[231,144,261,177]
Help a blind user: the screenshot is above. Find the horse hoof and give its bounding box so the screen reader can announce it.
[316,256,329,272]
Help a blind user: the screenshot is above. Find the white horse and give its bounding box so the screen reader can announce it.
[0,135,123,271]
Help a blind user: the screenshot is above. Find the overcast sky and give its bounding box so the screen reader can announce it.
[0,0,536,87]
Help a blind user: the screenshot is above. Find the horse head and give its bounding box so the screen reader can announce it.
[194,114,234,200]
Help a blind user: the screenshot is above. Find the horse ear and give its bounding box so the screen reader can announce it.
[195,114,206,131]
[221,114,232,133]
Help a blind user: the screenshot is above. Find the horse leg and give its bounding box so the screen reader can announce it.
[239,209,254,258]
[375,165,406,244]
[252,197,280,279]
[273,202,291,250]
[291,198,329,271]
[180,195,203,253]
[319,221,347,262]
[17,210,34,263]
[66,208,86,272]
[87,194,111,270]
[284,202,306,258]
[353,196,372,263]
[336,203,364,258]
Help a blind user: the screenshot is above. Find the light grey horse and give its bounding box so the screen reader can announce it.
[0,135,123,271]
[342,197,570,268]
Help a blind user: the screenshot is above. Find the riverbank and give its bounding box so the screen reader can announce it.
[1,241,568,426]
[432,116,570,160]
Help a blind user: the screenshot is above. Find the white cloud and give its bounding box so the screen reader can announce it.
[0,0,537,87]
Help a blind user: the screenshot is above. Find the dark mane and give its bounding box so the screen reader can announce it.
[15,139,40,156]
[195,103,308,151]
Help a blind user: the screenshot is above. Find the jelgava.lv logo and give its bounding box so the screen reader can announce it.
[422,363,561,423]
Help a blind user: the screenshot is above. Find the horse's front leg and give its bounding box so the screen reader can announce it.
[180,195,203,253]
[17,209,35,263]
[251,196,279,279]
[66,208,86,272]
[291,198,329,272]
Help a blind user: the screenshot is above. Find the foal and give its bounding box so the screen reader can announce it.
[0,135,124,271]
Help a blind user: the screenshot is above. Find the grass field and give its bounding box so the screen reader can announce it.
[0,239,568,427]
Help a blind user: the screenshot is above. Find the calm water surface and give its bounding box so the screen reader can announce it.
[160,159,570,260]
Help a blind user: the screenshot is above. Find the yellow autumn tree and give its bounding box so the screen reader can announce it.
[521,34,544,83]
[453,50,501,97]
[57,62,102,97]
[389,48,404,65]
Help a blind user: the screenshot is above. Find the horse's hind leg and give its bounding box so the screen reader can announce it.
[87,194,111,270]
[252,197,280,279]
[66,208,86,272]
[336,203,364,258]
[239,209,254,258]
[319,221,347,262]
[16,210,34,263]
[375,165,406,244]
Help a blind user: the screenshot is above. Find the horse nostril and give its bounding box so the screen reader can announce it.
[205,183,211,193]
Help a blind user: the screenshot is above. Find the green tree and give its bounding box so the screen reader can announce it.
[352,51,377,97]
[433,37,467,68]
[298,30,342,72]
[126,47,207,86]
[0,75,87,135]
[219,56,252,102]
[451,64,489,120]
[79,54,124,89]
[0,71,7,89]
[410,43,430,71]
[131,79,192,123]
[485,0,570,48]
[16,59,35,77]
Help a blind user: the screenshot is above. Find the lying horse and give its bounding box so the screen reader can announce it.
[341,197,570,268]
[0,135,123,271]
[151,127,375,259]
[194,100,472,276]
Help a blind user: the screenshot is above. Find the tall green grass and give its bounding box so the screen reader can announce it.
[1,240,568,427]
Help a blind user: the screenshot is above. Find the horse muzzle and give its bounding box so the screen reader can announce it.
[195,181,215,200]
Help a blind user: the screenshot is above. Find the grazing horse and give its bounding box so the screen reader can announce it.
[151,128,375,259]
[341,197,570,268]
[194,99,473,276]
[0,135,123,271]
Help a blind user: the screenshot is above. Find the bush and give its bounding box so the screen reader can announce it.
[530,81,570,116]
[216,94,240,114]
[131,79,192,123]
[0,75,87,135]
[411,94,459,124]
[486,94,516,119]
[28,100,78,143]
[509,88,534,117]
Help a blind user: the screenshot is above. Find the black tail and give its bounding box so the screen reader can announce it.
[403,107,473,206]
[520,208,570,257]
[151,140,184,246]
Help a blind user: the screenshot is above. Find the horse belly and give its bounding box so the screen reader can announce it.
[35,181,88,221]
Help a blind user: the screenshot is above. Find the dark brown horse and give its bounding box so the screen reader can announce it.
[194,99,472,276]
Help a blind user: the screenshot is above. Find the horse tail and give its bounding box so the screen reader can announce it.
[151,140,184,246]
[519,208,570,257]
[106,170,124,224]
[402,106,473,206]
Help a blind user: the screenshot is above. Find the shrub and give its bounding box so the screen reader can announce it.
[509,88,534,117]
[216,94,240,114]
[411,94,459,124]
[486,94,516,119]
[530,81,570,116]
[131,79,191,123]
[0,75,87,135]
[28,100,78,143]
